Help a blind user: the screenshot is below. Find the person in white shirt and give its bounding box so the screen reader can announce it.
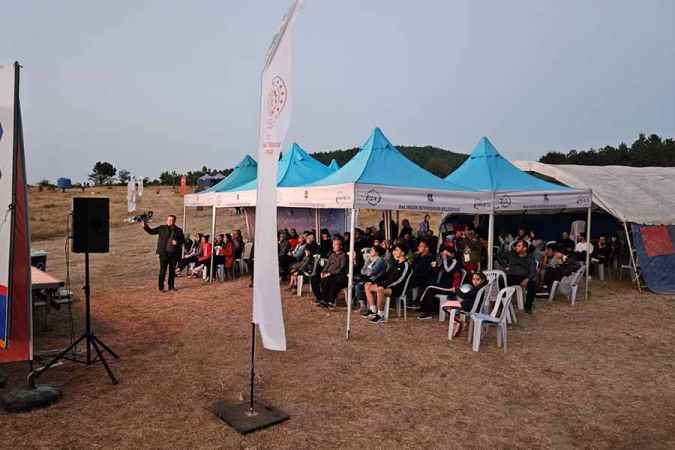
[574,233,594,259]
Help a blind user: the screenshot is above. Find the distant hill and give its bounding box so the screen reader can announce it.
[311,145,468,178]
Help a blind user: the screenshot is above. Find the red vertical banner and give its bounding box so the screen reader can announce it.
[179,175,187,195]
[0,62,32,362]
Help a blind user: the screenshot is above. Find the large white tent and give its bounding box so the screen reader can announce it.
[514,161,675,293]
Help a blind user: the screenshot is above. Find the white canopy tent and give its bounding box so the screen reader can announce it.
[513,161,675,291]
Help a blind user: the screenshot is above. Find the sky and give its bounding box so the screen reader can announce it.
[4,0,674,183]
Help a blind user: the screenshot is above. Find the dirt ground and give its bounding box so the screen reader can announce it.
[2,187,675,449]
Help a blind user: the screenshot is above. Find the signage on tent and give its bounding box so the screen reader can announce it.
[365,189,382,206]
[496,195,512,210]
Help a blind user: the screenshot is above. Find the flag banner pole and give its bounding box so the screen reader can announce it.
[213,0,303,434]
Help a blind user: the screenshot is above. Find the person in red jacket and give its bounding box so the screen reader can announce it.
[195,235,212,278]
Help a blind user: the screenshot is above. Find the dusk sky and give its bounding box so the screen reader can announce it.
[4,0,674,183]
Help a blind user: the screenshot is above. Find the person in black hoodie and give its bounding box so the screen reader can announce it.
[142,214,185,292]
[409,240,436,308]
[417,246,463,319]
[362,243,410,324]
[503,240,537,313]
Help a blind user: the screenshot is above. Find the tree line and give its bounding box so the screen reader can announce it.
[539,134,675,166]
[36,133,674,188]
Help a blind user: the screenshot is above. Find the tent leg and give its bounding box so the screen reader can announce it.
[346,208,358,340]
[243,208,252,241]
[314,208,320,235]
[210,205,216,282]
[585,207,591,300]
[623,221,641,293]
[182,205,187,258]
[487,211,495,270]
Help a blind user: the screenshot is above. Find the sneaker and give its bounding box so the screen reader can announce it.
[326,302,336,310]
[368,314,384,324]
[360,309,373,317]
[417,313,433,320]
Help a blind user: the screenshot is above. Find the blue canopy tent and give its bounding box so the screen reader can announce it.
[204,154,257,193]
[443,137,592,296]
[184,143,340,281]
[279,127,481,338]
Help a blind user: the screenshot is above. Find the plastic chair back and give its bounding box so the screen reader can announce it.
[488,286,516,323]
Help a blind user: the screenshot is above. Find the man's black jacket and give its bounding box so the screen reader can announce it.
[144,223,185,256]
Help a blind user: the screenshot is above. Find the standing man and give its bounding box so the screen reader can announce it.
[142,214,185,292]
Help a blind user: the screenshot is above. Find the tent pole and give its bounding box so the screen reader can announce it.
[622,221,641,293]
[487,211,495,270]
[346,208,357,340]
[314,208,320,235]
[585,206,591,300]
[182,205,187,258]
[244,207,252,241]
[396,210,400,232]
[210,205,216,282]
[382,211,388,241]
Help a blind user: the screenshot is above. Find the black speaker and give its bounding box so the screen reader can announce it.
[72,197,109,253]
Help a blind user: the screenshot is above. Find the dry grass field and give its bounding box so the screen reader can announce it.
[1,186,674,449]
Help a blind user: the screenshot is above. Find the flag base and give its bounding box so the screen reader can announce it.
[212,400,289,434]
[1,384,62,413]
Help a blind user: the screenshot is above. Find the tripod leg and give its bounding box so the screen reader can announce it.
[28,334,86,387]
[93,335,119,359]
[90,338,118,385]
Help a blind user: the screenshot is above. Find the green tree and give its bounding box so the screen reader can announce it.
[117,169,131,184]
[89,161,117,185]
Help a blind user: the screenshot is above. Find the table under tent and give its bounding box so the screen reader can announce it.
[514,162,675,294]
[279,127,485,338]
[183,143,345,280]
[439,137,593,297]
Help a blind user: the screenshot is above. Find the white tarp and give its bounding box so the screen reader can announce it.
[514,161,675,225]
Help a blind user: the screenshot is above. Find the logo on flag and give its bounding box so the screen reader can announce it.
[267,76,288,122]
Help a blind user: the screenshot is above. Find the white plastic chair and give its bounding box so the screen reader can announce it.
[446,282,491,341]
[482,269,518,323]
[469,286,516,353]
[384,269,414,321]
[549,265,586,305]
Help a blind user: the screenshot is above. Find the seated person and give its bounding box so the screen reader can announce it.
[232,229,244,260]
[536,242,558,290]
[355,246,387,312]
[288,247,316,291]
[409,240,436,307]
[362,243,410,324]
[560,231,575,253]
[417,246,463,319]
[183,234,212,278]
[441,272,488,337]
[592,235,611,265]
[574,233,594,260]
[310,237,348,308]
[503,239,537,314]
[177,233,201,274]
[543,246,581,289]
[462,228,483,274]
[221,233,235,279]
[318,229,332,258]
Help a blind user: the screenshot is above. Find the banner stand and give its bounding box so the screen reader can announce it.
[211,323,289,434]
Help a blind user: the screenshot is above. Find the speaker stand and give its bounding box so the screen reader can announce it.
[28,253,118,387]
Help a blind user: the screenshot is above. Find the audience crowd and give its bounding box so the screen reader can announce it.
[181,216,625,332]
